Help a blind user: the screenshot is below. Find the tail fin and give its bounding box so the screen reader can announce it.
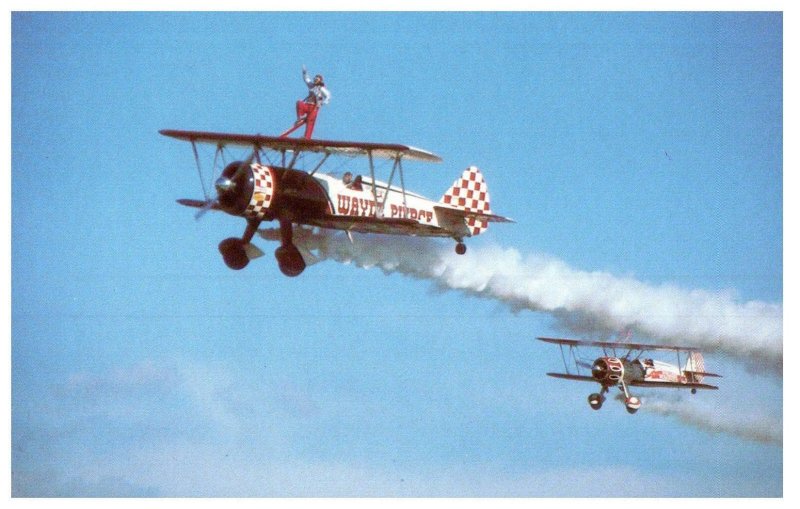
[439,166,493,236]
[684,352,706,383]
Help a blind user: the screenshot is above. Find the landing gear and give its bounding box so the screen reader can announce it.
[275,244,306,277]
[274,218,306,277]
[218,218,261,271]
[625,396,641,414]
[620,381,641,414]
[455,241,467,255]
[588,386,609,410]
[219,237,249,270]
[588,393,605,410]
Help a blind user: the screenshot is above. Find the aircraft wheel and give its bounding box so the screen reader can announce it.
[455,242,467,255]
[691,388,697,395]
[275,244,306,277]
[625,396,641,414]
[588,393,603,410]
[219,237,249,270]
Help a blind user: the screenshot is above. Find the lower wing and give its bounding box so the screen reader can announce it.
[546,373,597,383]
[628,380,719,390]
[303,215,453,237]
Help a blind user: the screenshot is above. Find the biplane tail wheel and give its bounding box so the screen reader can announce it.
[455,242,467,255]
[219,237,249,270]
[588,393,604,410]
[275,244,306,277]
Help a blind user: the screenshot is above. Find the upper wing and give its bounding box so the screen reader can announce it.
[159,129,442,163]
[537,336,703,353]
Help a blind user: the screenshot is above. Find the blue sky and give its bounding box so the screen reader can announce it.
[11,11,783,497]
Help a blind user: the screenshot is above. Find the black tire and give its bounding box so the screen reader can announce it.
[275,245,306,277]
[588,393,603,410]
[219,237,249,270]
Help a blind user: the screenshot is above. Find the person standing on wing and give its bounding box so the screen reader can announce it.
[285,65,331,139]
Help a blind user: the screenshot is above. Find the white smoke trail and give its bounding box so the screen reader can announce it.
[260,228,782,373]
[615,393,783,446]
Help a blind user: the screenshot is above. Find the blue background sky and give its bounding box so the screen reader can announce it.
[11,12,783,497]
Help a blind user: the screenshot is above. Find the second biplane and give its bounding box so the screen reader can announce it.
[538,336,721,414]
[160,129,513,276]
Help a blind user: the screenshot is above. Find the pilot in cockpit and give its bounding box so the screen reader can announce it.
[343,172,363,191]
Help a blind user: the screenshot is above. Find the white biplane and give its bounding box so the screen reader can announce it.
[161,129,513,276]
[538,336,721,414]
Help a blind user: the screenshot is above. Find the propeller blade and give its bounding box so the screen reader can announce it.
[194,200,217,220]
[232,150,257,181]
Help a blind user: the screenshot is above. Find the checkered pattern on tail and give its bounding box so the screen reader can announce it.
[245,164,275,220]
[439,166,492,236]
[684,352,706,383]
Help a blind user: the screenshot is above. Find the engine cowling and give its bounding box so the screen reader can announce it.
[591,357,625,384]
[214,161,276,220]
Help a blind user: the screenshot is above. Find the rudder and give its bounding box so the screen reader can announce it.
[439,166,493,236]
[684,352,706,383]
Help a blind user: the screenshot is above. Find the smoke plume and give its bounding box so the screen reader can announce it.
[260,228,782,373]
[615,393,782,446]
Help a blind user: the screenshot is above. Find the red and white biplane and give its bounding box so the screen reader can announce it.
[161,129,513,276]
[538,336,721,414]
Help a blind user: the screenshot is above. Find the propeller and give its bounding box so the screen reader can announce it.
[194,151,257,220]
[194,200,217,220]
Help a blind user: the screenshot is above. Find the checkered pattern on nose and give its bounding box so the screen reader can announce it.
[245,164,275,220]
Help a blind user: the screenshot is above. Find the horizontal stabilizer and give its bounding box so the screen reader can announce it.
[471,211,514,223]
[435,206,514,224]
[685,371,723,378]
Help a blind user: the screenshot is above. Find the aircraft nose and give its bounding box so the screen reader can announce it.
[215,176,235,194]
[591,359,608,380]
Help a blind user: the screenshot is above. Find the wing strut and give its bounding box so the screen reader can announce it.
[377,155,402,216]
[287,150,301,170]
[191,140,210,202]
[309,152,330,176]
[558,343,569,373]
[367,151,381,218]
[398,155,409,217]
[382,157,399,207]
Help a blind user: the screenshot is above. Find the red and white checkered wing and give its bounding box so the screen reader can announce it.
[439,166,492,236]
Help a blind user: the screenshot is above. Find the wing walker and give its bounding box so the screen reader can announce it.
[162,68,512,276]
